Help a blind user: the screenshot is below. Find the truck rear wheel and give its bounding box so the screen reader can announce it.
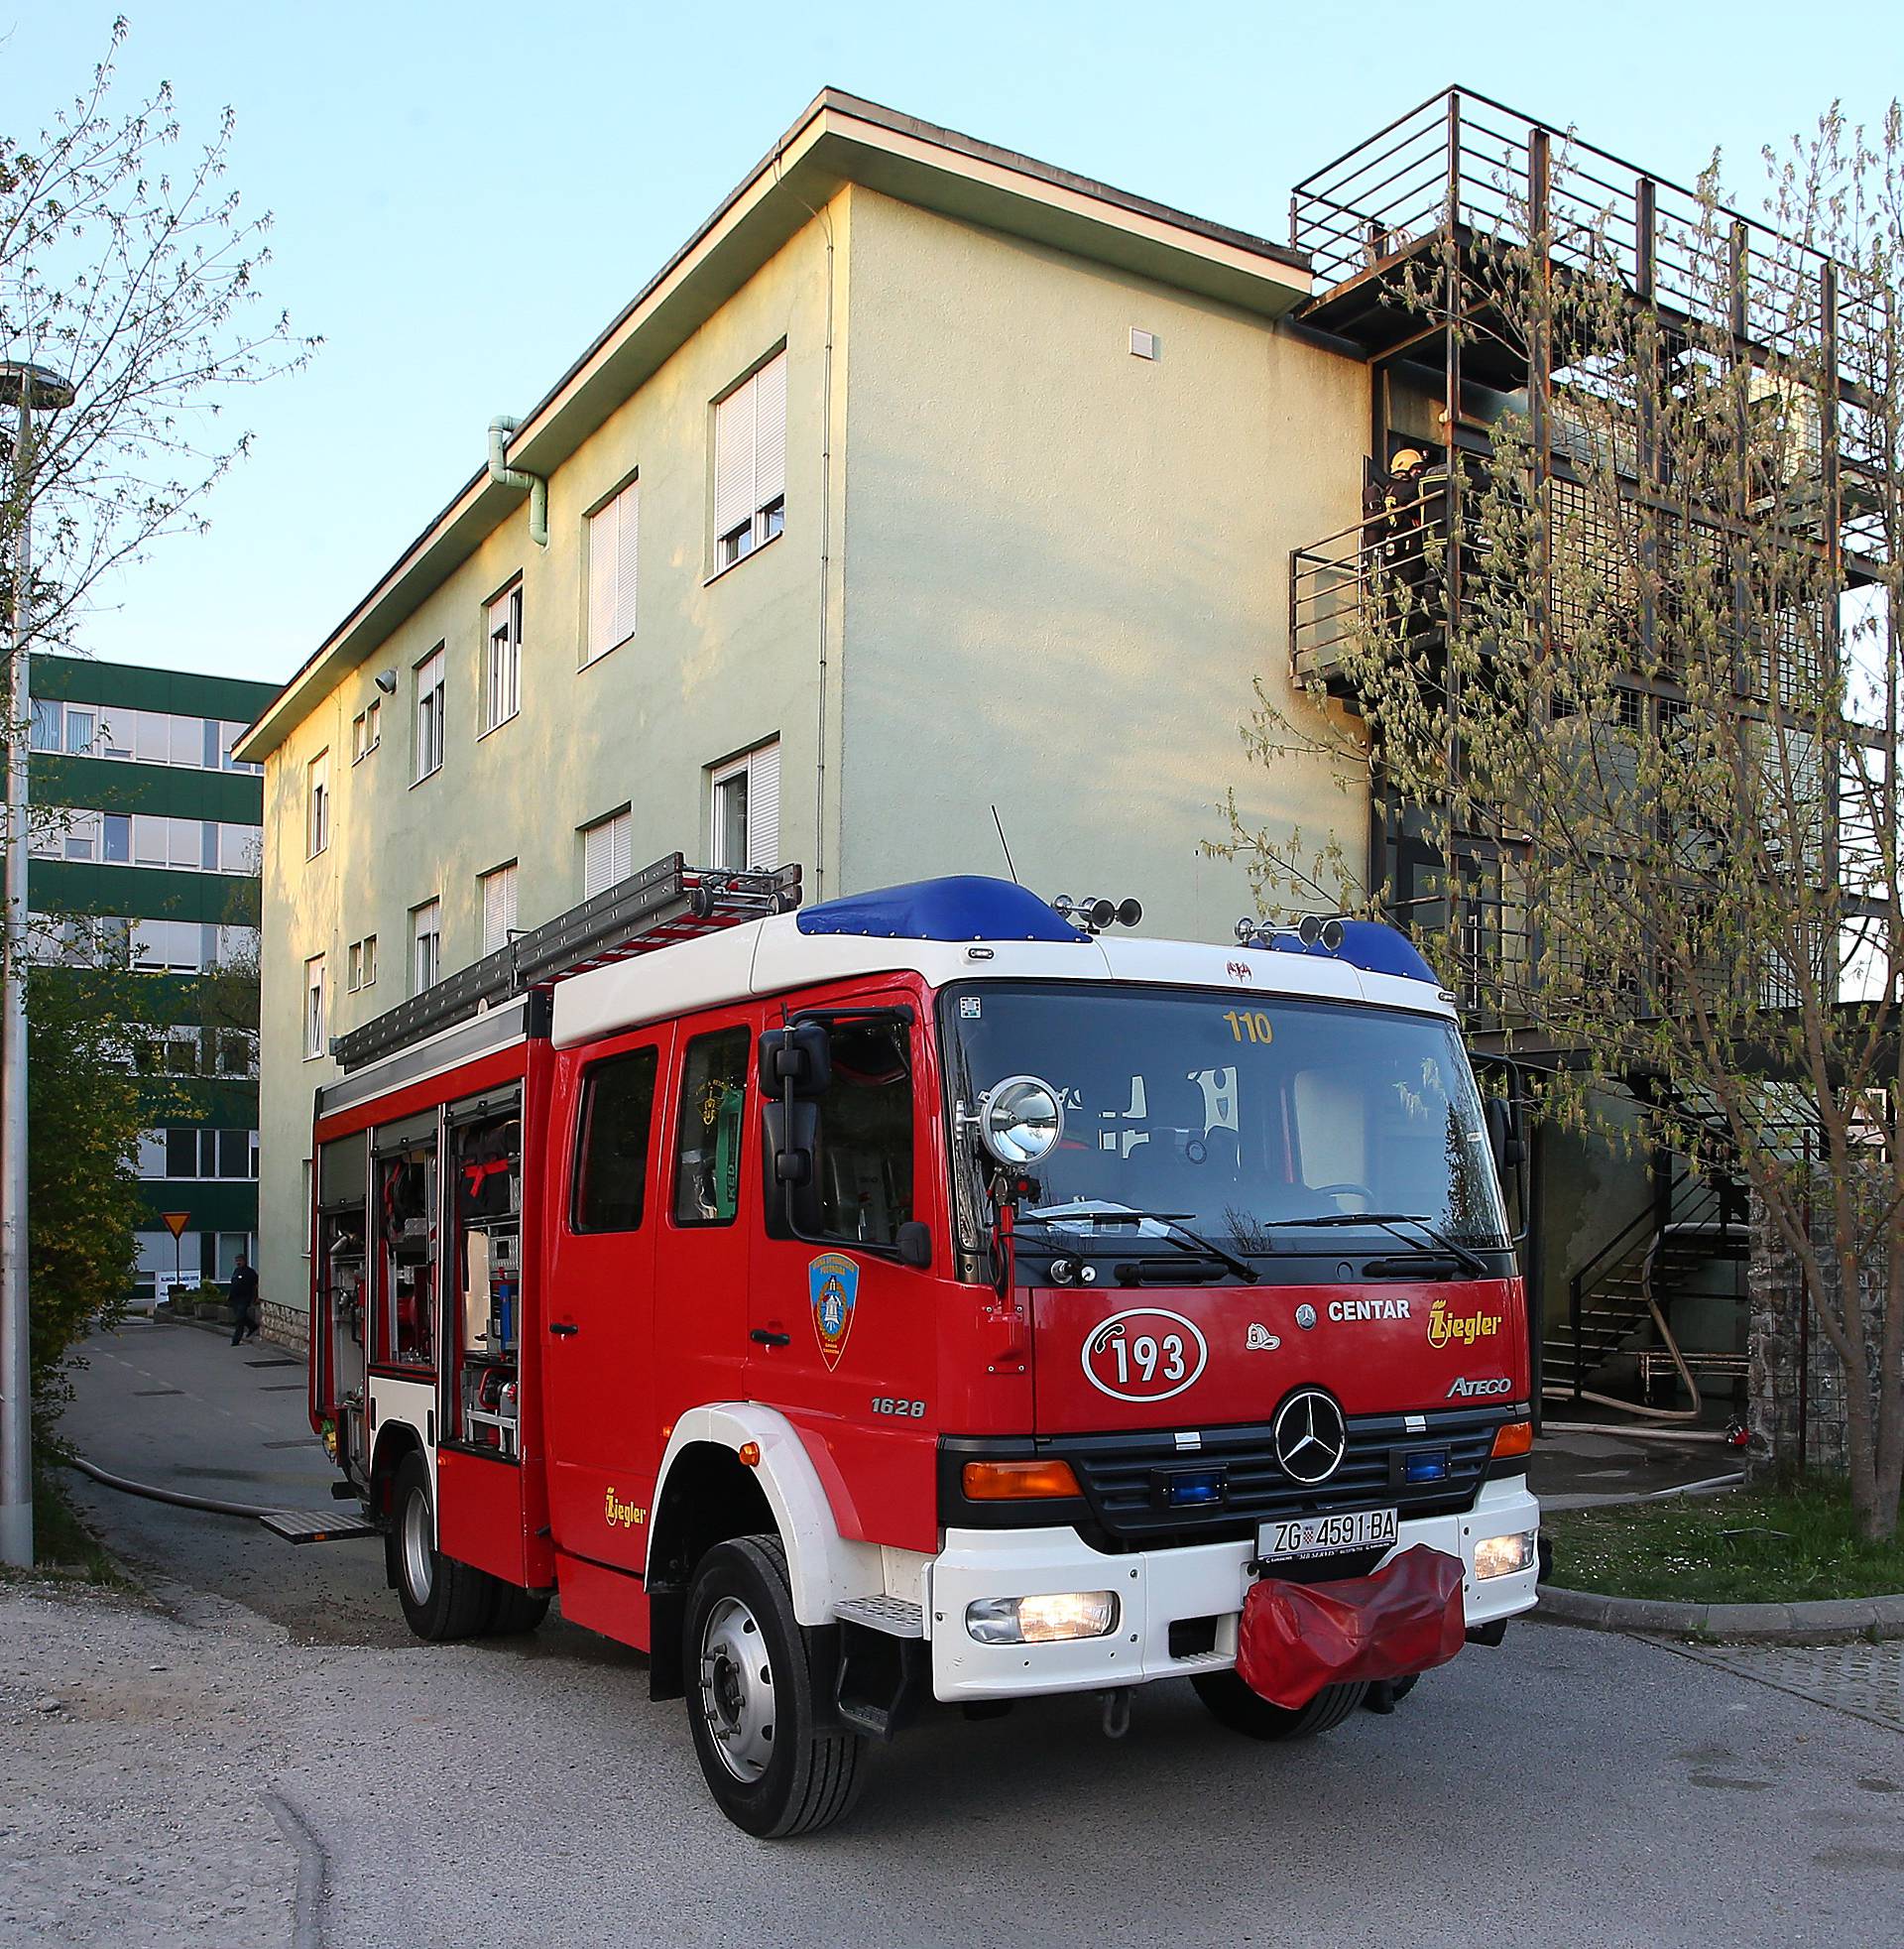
[484,1586,551,1636]
[388,1452,495,1642]
[1192,1671,1369,1740]
[684,1534,865,1838]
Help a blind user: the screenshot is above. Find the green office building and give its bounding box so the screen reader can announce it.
[28,653,280,1302]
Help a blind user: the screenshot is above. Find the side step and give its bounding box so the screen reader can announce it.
[258,1508,382,1545]
[834,1593,924,1638]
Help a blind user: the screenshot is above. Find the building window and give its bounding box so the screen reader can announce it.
[415,647,445,783]
[138,1128,261,1181]
[305,954,326,1059]
[347,935,377,993]
[306,751,330,857]
[29,700,256,772]
[483,585,523,733]
[215,1028,260,1077]
[352,700,380,763]
[480,861,519,955]
[586,479,640,664]
[709,739,780,870]
[412,900,441,993]
[581,808,632,899]
[712,350,786,572]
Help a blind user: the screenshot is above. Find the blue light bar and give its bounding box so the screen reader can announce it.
[1162,1469,1226,1508]
[1401,1450,1450,1484]
[795,876,1087,945]
[1268,918,1441,985]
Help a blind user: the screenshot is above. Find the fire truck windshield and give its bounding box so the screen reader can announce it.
[943,982,1508,1259]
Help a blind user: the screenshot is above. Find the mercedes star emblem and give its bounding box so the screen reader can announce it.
[1272,1388,1349,1485]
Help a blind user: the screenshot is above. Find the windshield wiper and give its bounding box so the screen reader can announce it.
[1265,1212,1491,1278]
[1016,1208,1259,1285]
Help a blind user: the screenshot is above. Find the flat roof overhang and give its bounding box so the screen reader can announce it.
[236,91,1310,764]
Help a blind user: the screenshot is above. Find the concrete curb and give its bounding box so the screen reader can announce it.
[1534,1581,1904,1644]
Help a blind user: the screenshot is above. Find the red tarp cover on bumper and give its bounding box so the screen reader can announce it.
[1237,1545,1467,1710]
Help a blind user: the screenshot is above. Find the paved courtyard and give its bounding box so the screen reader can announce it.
[4,1317,1897,1949]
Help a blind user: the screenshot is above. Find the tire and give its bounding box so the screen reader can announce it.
[683,1533,865,1838]
[1192,1670,1369,1741]
[484,1586,551,1637]
[387,1452,496,1642]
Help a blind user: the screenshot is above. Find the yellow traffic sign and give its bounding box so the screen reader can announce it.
[161,1211,191,1240]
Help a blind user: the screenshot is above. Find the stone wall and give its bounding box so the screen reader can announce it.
[1747,1187,1886,1479]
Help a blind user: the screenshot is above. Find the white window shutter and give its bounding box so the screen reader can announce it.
[481,865,517,954]
[583,819,612,898]
[612,808,632,883]
[587,502,619,661]
[615,483,639,642]
[713,383,755,539]
[747,741,780,869]
[754,352,786,508]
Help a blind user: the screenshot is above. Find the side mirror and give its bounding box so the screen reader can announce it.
[895,1221,932,1270]
[759,1022,832,1098]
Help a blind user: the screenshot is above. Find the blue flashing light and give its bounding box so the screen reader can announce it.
[1401,1450,1450,1485]
[1268,918,1441,985]
[1161,1469,1226,1509]
[795,876,1087,945]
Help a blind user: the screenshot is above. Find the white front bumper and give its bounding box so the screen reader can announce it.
[923,1476,1540,1702]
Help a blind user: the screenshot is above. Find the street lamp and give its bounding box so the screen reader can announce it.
[0,359,75,1569]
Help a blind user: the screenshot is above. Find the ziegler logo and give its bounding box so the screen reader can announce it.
[604,1490,647,1528]
[1427,1297,1504,1349]
[1447,1376,1513,1399]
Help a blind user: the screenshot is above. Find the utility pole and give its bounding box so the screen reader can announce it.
[0,360,74,1569]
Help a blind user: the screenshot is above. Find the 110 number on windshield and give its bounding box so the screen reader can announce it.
[1223,1009,1274,1044]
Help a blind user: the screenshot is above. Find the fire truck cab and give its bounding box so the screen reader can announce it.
[309,861,1539,1836]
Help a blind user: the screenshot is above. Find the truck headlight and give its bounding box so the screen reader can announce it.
[965,1591,1120,1644]
[1474,1530,1537,1580]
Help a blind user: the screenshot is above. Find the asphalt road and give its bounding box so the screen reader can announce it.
[52,1318,1904,1949]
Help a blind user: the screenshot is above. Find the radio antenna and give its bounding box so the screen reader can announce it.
[991,804,1021,886]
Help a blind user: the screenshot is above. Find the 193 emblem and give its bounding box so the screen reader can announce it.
[1082,1308,1208,1402]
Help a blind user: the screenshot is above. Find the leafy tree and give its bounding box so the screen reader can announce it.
[26,915,179,1430]
[1224,108,1904,1536]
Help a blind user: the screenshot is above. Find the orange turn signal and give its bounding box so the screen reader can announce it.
[738,1441,762,1467]
[962,1458,1082,1501]
[1491,1419,1533,1459]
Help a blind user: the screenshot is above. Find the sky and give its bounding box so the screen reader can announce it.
[8,0,1897,690]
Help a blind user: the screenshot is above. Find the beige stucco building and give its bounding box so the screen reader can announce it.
[238,91,1372,1321]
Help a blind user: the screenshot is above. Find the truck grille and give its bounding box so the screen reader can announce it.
[1055,1409,1504,1547]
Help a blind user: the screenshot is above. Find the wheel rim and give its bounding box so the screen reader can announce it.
[697,1595,774,1781]
[401,1485,434,1604]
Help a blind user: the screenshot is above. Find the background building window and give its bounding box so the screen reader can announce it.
[483,586,522,733]
[712,350,786,571]
[709,739,780,870]
[581,808,632,899]
[586,479,640,664]
[347,935,377,993]
[306,751,329,857]
[352,700,380,762]
[305,954,326,1059]
[412,900,440,993]
[480,862,519,955]
[415,648,445,782]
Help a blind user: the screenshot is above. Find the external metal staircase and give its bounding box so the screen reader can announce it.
[1545,1171,1749,1415]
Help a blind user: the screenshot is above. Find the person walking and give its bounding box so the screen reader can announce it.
[228,1255,262,1346]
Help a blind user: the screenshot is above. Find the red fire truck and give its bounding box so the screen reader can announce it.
[308,857,1539,1836]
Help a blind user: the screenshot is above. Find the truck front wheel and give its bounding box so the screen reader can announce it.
[1191,1671,1368,1740]
[683,1534,865,1837]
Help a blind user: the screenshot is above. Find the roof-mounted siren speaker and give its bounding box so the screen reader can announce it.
[1296,914,1347,952]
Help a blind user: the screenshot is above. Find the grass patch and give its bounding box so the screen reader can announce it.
[29,1463,124,1584]
[1547,1481,1904,1604]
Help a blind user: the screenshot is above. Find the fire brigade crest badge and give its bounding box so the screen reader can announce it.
[808,1253,860,1369]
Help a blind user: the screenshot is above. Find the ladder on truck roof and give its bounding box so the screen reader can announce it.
[331,854,801,1073]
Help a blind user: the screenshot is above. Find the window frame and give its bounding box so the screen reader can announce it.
[479,861,520,956]
[411,900,441,994]
[304,953,326,1060]
[708,738,780,871]
[414,647,446,785]
[580,807,633,900]
[306,751,330,858]
[584,474,641,667]
[352,699,381,764]
[709,348,787,579]
[669,1024,753,1229]
[481,582,523,737]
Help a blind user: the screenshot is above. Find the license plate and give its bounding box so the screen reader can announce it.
[1257,1508,1399,1562]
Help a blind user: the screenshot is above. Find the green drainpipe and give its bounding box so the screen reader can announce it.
[487,415,547,548]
